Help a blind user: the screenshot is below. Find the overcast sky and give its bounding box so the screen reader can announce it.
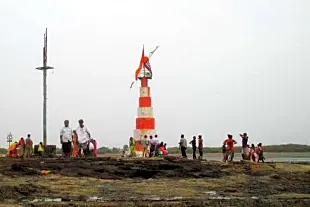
[0,0,309,148]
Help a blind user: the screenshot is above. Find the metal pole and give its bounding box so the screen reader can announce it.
[36,28,53,146]
[43,69,47,145]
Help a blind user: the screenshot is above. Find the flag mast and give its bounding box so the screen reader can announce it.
[36,28,54,145]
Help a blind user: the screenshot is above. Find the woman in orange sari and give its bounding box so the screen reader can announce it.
[72,130,79,157]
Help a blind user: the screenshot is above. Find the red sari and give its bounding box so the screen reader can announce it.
[72,134,79,157]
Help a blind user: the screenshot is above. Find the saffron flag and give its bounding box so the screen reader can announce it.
[131,46,153,89]
[135,47,145,80]
[144,58,152,73]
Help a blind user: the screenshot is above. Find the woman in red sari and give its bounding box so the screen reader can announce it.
[72,130,79,157]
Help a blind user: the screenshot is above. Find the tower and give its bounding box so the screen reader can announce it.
[132,46,158,157]
[134,76,155,157]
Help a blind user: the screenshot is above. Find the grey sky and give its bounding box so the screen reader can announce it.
[1,0,309,148]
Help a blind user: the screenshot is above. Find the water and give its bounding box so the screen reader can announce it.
[204,153,310,162]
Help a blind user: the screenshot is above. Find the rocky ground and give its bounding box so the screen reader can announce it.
[0,156,309,206]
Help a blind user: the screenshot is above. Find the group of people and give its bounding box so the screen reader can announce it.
[7,134,44,158]
[179,134,204,159]
[60,119,98,158]
[127,134,168,157]
[222,133,264,163]
[177,133,264,163]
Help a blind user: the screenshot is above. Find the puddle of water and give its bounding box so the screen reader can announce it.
[251,196,259,199]
[87,196,104,202]
[210,196,231,200]
[164,197,183,201]
[31,198,62,202]
[205,191,217,196]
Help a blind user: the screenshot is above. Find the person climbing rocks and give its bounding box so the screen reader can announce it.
[179,134,187,158]
[60,120,73,158]
[189,136,197,159]
[129,137,136,157]
[198,135,203,160]
[76,119,91,157]
[223,134,237,162]
[38,142,44,157]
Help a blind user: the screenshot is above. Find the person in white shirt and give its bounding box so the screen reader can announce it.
[76,119,91,157]
[179,134,187,158]
[60,120,73,158]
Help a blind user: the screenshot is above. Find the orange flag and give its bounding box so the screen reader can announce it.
[135,47,145,80]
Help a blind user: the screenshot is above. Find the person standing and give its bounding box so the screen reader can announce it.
[72,130,79,157]
[141,135,150,158]
[18,137,25,158]
[129,137,136,157]
[24,134,33,158]
[92,138,98,157]
[240,133,249,158]
[179,134,187,158]
[60,120,73,158]
[76,119,91,157]
[189,136,197,159]
[223,134,237,162]
[153,135,160,156]
[38,142,44,157]
[198,135,203,160]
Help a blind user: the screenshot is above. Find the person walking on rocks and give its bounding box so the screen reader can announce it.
[76,119,91,157]
[189,136,197,159]
[179,134,187,158]
[60,120,73,158]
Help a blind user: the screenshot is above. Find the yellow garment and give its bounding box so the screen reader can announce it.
[38,144,44,152]
[8,143,17,151]
[129,139,136,156]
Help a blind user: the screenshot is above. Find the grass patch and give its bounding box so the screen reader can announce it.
[270,193,310,199]
[39,175,100,197]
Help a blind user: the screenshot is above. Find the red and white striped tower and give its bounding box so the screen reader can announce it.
[131,46,159,157]
[134,75,155,157]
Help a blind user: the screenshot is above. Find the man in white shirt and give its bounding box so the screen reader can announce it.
[179,134,187,158]
[60,120,73,158]
[76,119,91,157]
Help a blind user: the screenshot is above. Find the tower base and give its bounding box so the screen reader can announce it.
[134,129,156,157]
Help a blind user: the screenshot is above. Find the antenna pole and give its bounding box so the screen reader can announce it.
[36,28,54,145]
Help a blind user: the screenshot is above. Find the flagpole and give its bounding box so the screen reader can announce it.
[36,28,54,145]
